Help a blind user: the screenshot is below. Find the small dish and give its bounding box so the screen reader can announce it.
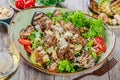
[9,0,62,11]
[87,0,120,28]
[0,6,14,23]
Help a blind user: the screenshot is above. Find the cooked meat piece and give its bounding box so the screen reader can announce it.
[64,49,74,60]
[58,46,68,55]
[57,51,64,60]
[53,9,63,17]
[45,35,57,46]
[77,50,95,68]
[72,34,87,46]
[20,25,34,38]
[57,38,69,60]
[57,48,74,60]
[57,46,69,60]
[58,20,66,28]
[79,27,89,33]
[66,22,80,34]
[52,23,64,34]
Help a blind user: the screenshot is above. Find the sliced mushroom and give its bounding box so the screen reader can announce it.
[114,14,120,25]
[45,35,57,46]
[72,34,87,46]
[98,13,109,23]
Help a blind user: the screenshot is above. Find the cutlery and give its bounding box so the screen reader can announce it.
[73,58,118,80]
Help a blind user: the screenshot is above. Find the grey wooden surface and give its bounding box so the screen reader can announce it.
[0,0,120,80]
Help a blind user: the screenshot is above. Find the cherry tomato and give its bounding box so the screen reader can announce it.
[15,0,25,9]
[93,37,104,46]
[93,37,106,53]
[24,0,36,2]
[24,45,32,53]
[18,38,31,46]
[24,0,35,9]
[24,0,28,2]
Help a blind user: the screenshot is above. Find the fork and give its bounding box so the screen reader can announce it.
[73,58,118,80]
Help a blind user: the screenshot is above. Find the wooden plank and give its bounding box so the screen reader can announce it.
[55,75,70,80]
[11,59,55,80]
[108,29,120,80]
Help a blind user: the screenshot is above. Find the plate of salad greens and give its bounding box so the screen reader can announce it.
[10,7,116,75]
[9,0,65,11]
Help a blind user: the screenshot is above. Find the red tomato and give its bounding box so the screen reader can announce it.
[24,0,28,2]
[93,37,105,46]
[93,37,106,53]
[24,0,35,9]
[24,0,36,2]
[18,38,31,46]
[24,45,32,53]
[15,0,25,9]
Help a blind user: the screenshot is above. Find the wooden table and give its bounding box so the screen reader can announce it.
[0,0,120,80]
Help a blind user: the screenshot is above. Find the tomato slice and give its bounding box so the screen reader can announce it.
[24,0,35,9]
[93,37,105,46]
[93,37,106,53]
[18,38,31,45]
[15,0,25,9]
[24,45,32,53]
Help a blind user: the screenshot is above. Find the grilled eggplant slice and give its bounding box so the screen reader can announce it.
[76,50,95,68]
[31,11,51,26]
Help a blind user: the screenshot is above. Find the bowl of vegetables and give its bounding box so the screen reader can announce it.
[10,7,116,75]
[88,0,120,28]
[9,0,65,11]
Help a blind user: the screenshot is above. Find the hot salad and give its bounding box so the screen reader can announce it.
[18,9,106,73]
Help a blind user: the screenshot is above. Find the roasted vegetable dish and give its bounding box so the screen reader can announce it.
[89,0,120,26]
[19,9,106,73]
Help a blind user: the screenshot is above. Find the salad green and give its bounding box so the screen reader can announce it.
[58,60,75,73]
[28,30,43,49]
[37,0,65,6]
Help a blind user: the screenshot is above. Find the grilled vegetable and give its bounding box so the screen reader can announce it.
[32,11,51,26]
[99,0,114,16]
[111,0,120,15]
